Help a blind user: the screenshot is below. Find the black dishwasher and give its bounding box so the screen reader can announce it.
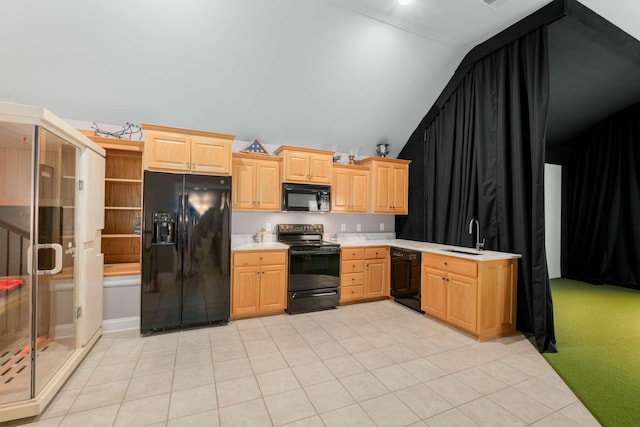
[390,247,423,313]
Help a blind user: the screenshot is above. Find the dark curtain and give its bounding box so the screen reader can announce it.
[565,103,640,289]
[420,27,556,352]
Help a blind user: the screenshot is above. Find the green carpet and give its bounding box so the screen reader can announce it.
[544,278,640,427]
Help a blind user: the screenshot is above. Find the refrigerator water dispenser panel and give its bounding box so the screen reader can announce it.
[153,211,175,244]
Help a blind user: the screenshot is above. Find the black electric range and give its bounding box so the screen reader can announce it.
[276,224,341,314]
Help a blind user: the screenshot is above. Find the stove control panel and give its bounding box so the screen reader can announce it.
[277,224,324,234]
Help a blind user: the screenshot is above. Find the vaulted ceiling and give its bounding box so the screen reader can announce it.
[1,0,639,158]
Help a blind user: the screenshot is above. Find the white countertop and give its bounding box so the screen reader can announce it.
[340,239,521,261]
[231,241,289,251]
[232,234,521,261]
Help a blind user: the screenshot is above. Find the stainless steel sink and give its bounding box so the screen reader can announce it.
[444,249,482,256]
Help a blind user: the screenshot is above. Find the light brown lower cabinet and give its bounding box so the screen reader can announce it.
[340,246,389,303]
[232,250,287,319]
[422,253,518,340]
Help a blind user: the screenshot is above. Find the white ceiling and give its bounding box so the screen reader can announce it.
[0,0,637,158]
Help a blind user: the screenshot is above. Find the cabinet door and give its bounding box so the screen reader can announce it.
[372,163,392,213]
[191,136,231,175]
[259,265,287,313]
[391,164,408,213]
[255,159,280,210]
[232,158,256,210]
[350,169,368,212]
[422,268,447,320]
[331,167,350,212]
[145,131,190,171]
[365,259,387,298]
[232,266,260,316]
[447,273,477,333]
[308,153,332,184]
[282,151,310,182]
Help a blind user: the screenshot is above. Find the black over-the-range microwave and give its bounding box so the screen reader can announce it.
[282,183,331,212]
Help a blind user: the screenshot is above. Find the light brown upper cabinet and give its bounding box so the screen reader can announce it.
[358,157,411,214]
[232,152,281,211]
[142,123,234,175]
[274,146,333,184]
[331,164,368,213]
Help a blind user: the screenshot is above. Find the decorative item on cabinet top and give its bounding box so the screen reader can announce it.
[89,121,143,141]
[242,138,269,155]
[376,142,390,157]
[141,123,234,175]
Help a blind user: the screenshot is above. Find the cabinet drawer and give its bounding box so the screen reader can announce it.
[423,254,477,277]
[340,285,364,301]
[341,248,365,260]
[234,251,287,267]
[341,272,364,287]
[364,247,387,259]
[341,260,365,274]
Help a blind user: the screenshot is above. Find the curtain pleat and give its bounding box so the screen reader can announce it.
[420,27,556,352]
[566,104,640,288]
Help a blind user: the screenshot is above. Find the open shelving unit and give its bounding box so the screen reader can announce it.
[80,131,143,276]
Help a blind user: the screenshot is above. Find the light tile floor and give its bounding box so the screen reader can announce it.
[4,301,601,427]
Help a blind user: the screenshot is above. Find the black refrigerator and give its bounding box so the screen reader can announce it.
[141,171,231,334]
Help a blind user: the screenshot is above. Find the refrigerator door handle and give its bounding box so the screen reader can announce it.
[183,193,190,249]
[178,194,185,250]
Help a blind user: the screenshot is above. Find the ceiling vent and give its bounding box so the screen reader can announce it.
[482,0,510,8]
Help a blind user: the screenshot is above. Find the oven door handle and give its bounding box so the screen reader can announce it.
[289,249,340,256]
[291,291,338,299]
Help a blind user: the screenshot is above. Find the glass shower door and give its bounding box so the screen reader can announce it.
[0,122,34,404]
[32,128,78,396]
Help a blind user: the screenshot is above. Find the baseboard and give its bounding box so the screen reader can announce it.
[102,316,140,333]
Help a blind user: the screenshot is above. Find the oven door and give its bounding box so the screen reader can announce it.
[288,248,340,292]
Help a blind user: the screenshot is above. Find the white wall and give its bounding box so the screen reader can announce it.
[545,164,562,279]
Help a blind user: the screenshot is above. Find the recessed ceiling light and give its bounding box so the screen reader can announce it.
[398,0,412,5]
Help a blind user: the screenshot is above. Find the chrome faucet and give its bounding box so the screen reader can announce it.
[469,218,485,251]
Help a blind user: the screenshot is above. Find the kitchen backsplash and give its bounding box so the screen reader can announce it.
[232,211,395,235]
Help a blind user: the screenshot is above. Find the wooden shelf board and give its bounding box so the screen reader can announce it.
[102,234,141,238]
[104,206,142,210]
[103,262,141,277]
[78,130,144,152]
[105,178,143,183]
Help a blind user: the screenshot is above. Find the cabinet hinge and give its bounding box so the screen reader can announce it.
[78,180,84,191]
[74,306,82,319]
